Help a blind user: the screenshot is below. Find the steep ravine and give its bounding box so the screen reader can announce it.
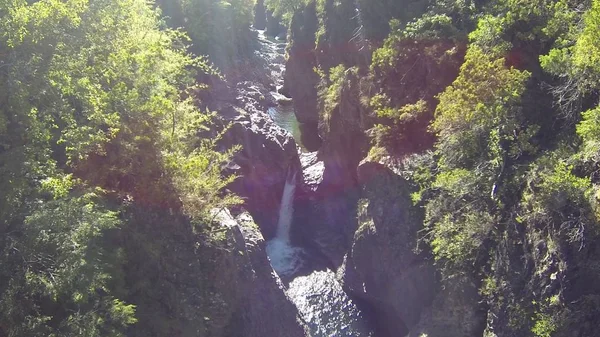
[249,26,378,337]
[273,1,488,336]
[222,7,482,336]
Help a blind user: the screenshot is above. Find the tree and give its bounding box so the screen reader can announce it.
[0,0,239,334]
[423,45,531,268]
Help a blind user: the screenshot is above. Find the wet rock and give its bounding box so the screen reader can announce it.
[276,32,287,40]
[221,111,300,239]
[235,81,276,113]
[299,152,324,193]
[271,92,294,106]
[205,209,311,337]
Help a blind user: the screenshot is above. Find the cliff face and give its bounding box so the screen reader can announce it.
[278,0,600,336]
[284,2,320,127]
[284,0,372,266]
[479,214,600,337]
[341,160,436,335]
[339,159,486,337]
[281,1,485,334]
[222,111,300,239]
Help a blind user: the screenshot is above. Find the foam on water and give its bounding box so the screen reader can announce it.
[266,170,305,277]
[265,238,304,277]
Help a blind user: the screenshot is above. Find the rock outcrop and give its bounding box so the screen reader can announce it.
[294,151,360,266]
[479,213,600,337]
[221,111,300,239]
[339,159,486,337]
[294,68,371,267]
[266,11,285,39]
[284,2,320,126]
[408,277,486,337]
[253,0,267,30]
[339,160,436,335]
[123,207,310,337]
[202,209,310,337]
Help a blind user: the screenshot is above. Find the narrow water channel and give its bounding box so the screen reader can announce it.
[255,29,308,151]
[256,28,375,337]
[265,168,374,337]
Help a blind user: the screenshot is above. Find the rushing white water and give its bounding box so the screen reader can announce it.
[266,169,304,277]
[264,168,374,336]
[277,170,296,242]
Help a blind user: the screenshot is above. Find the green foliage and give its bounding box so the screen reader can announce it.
[433,46,531,167]
[369,10,465,155]
[0,194,134,337]
[574,0,600,75]
[422,45,532,269]
[428,169,497,264]
[0,0,239,334]
[577,106,600,162]
[532,312,557,337]
[319,64,348,124]
[540,0,598,118]
[162,116,241,222]
[401,14,462,40]
[369,98,429,151]
[176,0,254,64]
[265,0,311,21]
[356,0,430,40]
[520,154,595,248]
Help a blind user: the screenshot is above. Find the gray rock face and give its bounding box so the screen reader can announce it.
[253,0,267,30]
[294,69,370,266]
[408,277,486,337]
[339,160,436,335]
[266,10,286,38]
[222,111,300,239]
[284,2,320,126]
[206,210,311,337]
[293,151,359,267]
[338,159,486,337]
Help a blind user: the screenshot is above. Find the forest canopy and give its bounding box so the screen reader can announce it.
[0,0,242,335]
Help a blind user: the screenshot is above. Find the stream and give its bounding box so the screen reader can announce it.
[256,29,374,337]
[256,30,306,151]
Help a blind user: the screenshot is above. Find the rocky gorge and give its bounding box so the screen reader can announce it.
[5,0,600,336]
[197,0,600,336]
[195,2,486,336]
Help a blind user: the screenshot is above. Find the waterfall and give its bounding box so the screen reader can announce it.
[275,170,297,243]
[266,167,303,277]
[257,26,374,337]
